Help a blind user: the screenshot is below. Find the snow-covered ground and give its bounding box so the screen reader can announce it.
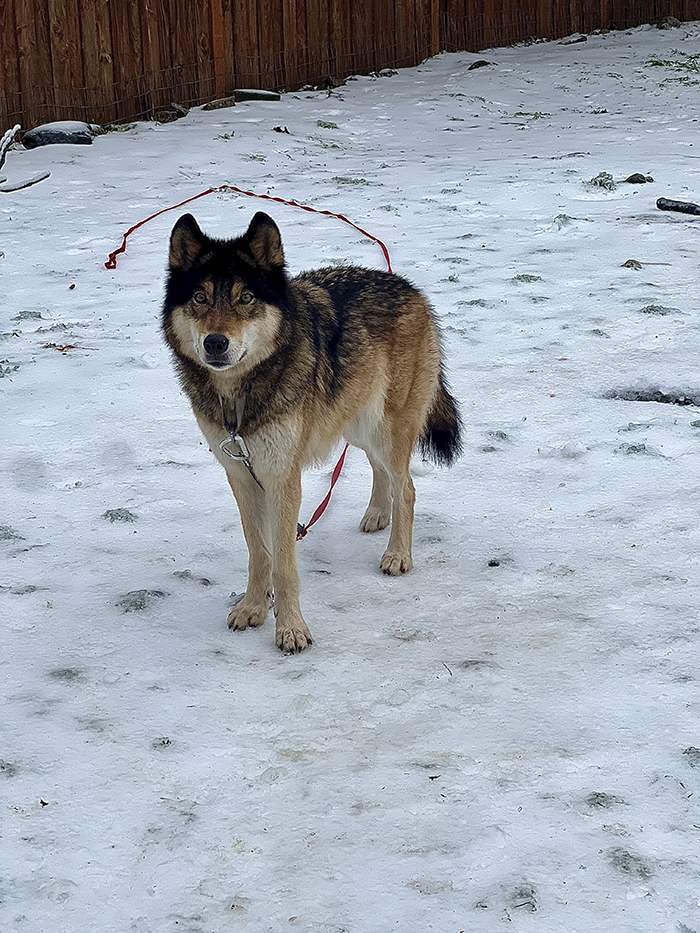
[2,22,700,933]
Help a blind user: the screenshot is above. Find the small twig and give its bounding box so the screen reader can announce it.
[41,343,95,354]
[622,258,672,269]
[441,661,453,676]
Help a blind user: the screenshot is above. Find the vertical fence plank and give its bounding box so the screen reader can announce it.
[282,0,307,89]
[582,0,601,32]
[220,0,235,93]
[78,0,117,124]
[110,0,146,121]
[15,0,55,126]
[447,0,481,51]
[170,0,199,107]
[605,0,625,26]
[352,0,375,75]
[329,0,353,77]
[535,0,554,38]
[306,0,330,82]
[0,1,23,126]
[141,0,172,116]
[431,0,440,56]
[414,0,434,60]
[281,0,297,88]
[258,0,285,89]
[232,0,261,88]
[395,0,416,67]
[502,0,522,44]
[194,0,216,102]
[470,0,488,49]
[373,0,397,70]
[209,0,226,99]
[513,0,538,39]
[48,0,85,122]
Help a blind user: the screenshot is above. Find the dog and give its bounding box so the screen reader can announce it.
[162,211,462,652]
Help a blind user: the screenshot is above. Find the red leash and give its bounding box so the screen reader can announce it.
[105,183,393,272]
[106,184,394,537]
[296,442,349,540]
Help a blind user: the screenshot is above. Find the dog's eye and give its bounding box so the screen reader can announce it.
[193,290,207,304]
[240,290,255,305]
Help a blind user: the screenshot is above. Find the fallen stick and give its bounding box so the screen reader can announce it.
[622,259,672,269]
[0,170,51,193]
[656,197,700,216]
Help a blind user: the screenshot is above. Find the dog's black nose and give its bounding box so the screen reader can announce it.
[203,333,229,355]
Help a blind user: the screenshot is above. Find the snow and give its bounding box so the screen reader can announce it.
[2,22,700,933]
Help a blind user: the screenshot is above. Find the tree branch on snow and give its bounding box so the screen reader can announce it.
[0,125,20,174]
[0,171,51,192]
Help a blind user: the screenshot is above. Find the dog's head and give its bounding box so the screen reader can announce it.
[163,212,286,373]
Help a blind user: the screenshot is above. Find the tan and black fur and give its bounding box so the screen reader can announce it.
[162,212,461,652]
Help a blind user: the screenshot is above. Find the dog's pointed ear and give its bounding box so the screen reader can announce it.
[169,214,205,271]
[243,212,284,270]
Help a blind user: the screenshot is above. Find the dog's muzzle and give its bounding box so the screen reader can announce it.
[202,336,247,370]
[203,332,230,368]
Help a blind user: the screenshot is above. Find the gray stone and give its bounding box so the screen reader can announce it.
[153,103,188,123]
[22,121,100,149]
[232,89,281,102]
[202,96,237,111]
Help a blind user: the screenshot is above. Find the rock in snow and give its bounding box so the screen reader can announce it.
[22,121,101,149]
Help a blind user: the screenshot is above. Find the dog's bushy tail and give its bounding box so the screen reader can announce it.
[419,370,463,467]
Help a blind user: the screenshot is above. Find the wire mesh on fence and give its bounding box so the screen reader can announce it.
[2,1,699,130]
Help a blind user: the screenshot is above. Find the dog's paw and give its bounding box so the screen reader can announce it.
[227,593,272,631]
[275,616,313,654]
[380,550,413,576]
[359,506,391,533]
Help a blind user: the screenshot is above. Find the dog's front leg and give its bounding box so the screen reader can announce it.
[225,464,274,631]
[269,465,313,653]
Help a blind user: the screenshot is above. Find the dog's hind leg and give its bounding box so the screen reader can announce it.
[359,452,392,533]
[224,465,274,631]
[380,468,415,575]
[268,466,313,653]
[378,422,417,576]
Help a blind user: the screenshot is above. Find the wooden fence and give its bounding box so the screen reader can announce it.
[2,0,699,130]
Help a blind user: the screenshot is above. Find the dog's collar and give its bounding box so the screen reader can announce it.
[218,389,264,490]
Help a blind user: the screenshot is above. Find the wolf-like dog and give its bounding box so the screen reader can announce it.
[162,212,461,652]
